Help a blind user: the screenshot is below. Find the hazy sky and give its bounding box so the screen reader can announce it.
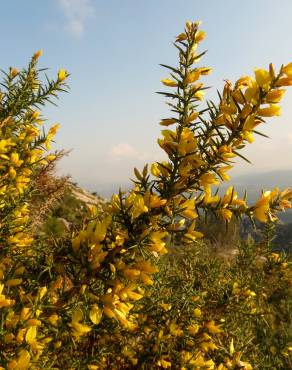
[1,0,292,190]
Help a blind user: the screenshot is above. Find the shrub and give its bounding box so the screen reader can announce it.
[0,22,291,369]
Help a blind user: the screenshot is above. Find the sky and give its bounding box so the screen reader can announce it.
[1,0,292,192]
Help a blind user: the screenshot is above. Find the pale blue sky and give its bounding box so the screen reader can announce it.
[1,0,292,191]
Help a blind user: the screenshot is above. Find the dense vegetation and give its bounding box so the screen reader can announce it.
[0,22,291,369]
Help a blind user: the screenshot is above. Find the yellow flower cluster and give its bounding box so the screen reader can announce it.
[69,19,292,353]
[0,52,68,368]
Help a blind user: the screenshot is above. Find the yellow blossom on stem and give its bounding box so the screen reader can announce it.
[253,191,271,222]
[10,68,19,78]
[160,118,177,126]
[195,30,206,42]
[58,69,67,81]
[185,70,200,84]
[161,78,178,87]
[282,62,292,77]
[219,208,233,222]
[275,76,292,86]
[258,104,281,117]
[205,320,222,334]
[33,50,43,59]
[254,68,272,91]
[176,32,187,42]
[266,89,286,103]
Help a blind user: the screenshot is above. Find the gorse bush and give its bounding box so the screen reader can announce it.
[0,21,291,369]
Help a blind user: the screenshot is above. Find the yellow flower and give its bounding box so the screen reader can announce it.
[282,62,292,77]
[0,139,15,153]
[69,308,91,339]
[185,111,199,124]
[0,284,15,308]
[200,173,219,187]
[161,78,178,87]
[160,303,172,311]
[140,271,154,285]
[160,118,177,126]
[269,252,280,262]
[243,115,260,131]
[178,127,197,155]
[221,99,237,115]
[131,194,148,219]
[193,89,204,100]
[89,304,103,325]
[33,50,43,59]
[157,358,172,368]
[25,326,37,344]
[235,75,253,88]
[93,218,110,242]
[37,286,47,300]
[10,152,23,167]
[245,85,259,104]
[254,68,272,90]
[218,145,236,160]
[195,30,206,42]
[198,67,212,75]
[185,70,200,84]
[203,185,220,204]
[48,314,59,326]
[169,321,183,336]
[266,89,286,103]
[193,307,201,317]
[219,208,233,222]
[183,221,203,242]
[148,193,167,208]
[178,161,192,177]
[205,320,222,334]
[122,268,140,280]
[258,104,281,117]
[9,166,17,179]
[8,350,31,370]
[176,32,187,42]
[70,321,92,338]
[151,162,161,177]
[89,244,108,270]
[49,123,60,135]
[46,154,56,162]
[275,76,292,86]
[180,198,197,219]
[26,318,41,326]
[254,191,271,222]
[241,130,254,143]
[58,69,67,81]
[217,165,232,181]
[11,68,19,78]
[185,20,193,30]
[188,323,200,335]
[148,230,168,255]
[200,340,218,352]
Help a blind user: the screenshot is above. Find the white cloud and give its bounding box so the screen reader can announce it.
[108,143,148,161]
[57,0,95,37]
